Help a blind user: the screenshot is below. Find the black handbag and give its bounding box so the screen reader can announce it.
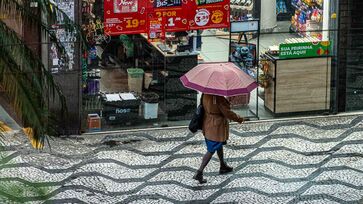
[189,95,204,133]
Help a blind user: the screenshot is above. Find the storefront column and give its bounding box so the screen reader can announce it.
[322,0,331,41]
[260,0,277,32]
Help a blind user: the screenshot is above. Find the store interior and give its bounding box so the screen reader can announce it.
[82,0,336,132]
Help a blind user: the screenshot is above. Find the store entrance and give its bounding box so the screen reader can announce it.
[226,0,337,120]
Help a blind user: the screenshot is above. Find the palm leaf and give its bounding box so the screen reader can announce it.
[0,20,67,110]
[0,20,67,147]
[0,57,46,144]
[0,0,90,147]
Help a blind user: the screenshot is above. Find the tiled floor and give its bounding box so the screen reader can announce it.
[1,115,362,203]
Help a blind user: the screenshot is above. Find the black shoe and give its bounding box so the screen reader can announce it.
[193,171,207,184]
[219,165,233,174]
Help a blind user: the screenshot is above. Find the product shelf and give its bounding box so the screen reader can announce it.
[293,0,323,9]
[291,0,324,40]
[291,2,308,15]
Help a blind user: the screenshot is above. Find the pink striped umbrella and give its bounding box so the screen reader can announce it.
[180,62,258,97]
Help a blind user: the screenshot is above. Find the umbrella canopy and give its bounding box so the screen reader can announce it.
[180,62,258,97]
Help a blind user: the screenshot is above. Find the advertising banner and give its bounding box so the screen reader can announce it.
[279,41,331,59]
[104,0,148,35]
[104,0,230,36]
[148,0,189,32]
[189,0,230,30]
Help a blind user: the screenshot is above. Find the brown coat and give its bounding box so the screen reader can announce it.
[202,94,244,142]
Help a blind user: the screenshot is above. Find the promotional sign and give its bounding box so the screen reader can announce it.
[114,0,138,13]
[279,41,331,59]
[104,0,230,36]
[104,0,148,35]
[189,0,229,30]
[148,16,164,39]
[148,0,189,32]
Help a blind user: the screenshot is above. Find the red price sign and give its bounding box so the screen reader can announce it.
[104,0,230,36]
[104,0,148,35]
[148,7,188,32]
[188,0,229,30]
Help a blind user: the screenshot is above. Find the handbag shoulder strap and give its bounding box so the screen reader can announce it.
[200,94,204,106]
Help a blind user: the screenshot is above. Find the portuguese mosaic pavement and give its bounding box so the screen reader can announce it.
[0,115,363,203]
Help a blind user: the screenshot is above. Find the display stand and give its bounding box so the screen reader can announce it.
[262,54,331,115]
[261,0,333,115]
[229,20,260,119]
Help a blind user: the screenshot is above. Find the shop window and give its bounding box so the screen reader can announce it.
[81,0,340,132]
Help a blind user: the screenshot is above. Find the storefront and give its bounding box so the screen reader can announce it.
[80,0,341,132]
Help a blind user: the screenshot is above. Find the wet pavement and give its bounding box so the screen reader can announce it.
[0,115,363,203]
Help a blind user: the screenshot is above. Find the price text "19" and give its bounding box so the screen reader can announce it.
[126,19,139,28]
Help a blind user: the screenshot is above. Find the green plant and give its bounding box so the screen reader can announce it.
[0,130,52,203]
[0,0,87,147]
[0,148,52,203]
[0,180,52,203]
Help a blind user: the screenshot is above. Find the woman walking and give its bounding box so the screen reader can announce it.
[179,62,257,184]
[193,94,245,184]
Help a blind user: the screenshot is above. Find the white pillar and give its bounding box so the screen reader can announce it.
[260,0,277,32]
[322,0,330,41]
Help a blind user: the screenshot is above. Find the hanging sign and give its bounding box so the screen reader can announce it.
[104,0,230,36]
[189,0,230,30]
[279,41,331,59]
[148,0,189,32]
[104,0,148,35]
[148,16,164,39]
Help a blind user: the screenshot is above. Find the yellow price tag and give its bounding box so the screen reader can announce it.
[126,19,139,28]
